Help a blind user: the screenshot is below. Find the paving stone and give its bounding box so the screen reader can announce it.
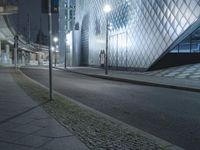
[0,142,35,150]
[20,110,52,122]
[34,123,73,138]
[28,118,56,128]
[13,135,52,148]
[36,148,51,150]
[193,72,200,75]
[190,76,200,79]
[43,136,89,150]
[0,122,22,131]
[0,130,27,142]
[9,124,43,134]
[142,64,200,81]
[10,116,35,125]
[0,141,7,148]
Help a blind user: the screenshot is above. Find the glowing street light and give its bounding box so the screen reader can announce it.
[53,36,58,43]
[51,46,55,51]
[103,4,112,13]
[103,4,112,75]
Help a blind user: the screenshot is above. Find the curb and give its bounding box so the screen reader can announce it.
[19,68,185,150]
[55,67,200,93]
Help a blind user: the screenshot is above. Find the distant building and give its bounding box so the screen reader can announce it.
[35,29,48,46]
[59,0,76,66]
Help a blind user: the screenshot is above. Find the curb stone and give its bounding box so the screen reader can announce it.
[55,67,200,93]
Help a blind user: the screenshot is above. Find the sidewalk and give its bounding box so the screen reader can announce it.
[0,68,88,150]
[57,65,200,92]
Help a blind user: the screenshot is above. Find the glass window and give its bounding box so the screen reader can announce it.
[170,27,200,53]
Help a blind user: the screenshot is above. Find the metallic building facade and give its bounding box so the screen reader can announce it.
[59,0,76,65]
[59,0,66,65]
[74,0,200,70]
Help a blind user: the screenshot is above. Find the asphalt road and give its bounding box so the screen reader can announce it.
[21,68,200,150]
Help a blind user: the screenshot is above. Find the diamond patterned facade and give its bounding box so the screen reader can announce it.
[75,0,200,70]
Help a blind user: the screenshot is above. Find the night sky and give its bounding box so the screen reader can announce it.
[9,0,58,42]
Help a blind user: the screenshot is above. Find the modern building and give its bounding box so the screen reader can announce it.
[59,0,200,71]
[59,0,77,66]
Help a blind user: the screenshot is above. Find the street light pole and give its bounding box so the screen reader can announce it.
[14,35,18,70]
[105,14,109,75]
[55,51,57,67]
[103,4,112,75]
[48,0,53,101]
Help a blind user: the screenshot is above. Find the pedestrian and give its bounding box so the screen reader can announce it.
[99,50,105,68]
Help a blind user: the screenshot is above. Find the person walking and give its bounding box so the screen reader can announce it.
[99,50,105,68]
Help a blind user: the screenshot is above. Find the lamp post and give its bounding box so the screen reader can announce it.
[14,35,19,70]
[48,0,53,101]
[55,45,59,67]
[53,37,58,66]
[103,4,112,75]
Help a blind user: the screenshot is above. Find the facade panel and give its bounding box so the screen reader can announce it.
[59,0,66,64]
[59,0,76,65]
[74,0,200,70]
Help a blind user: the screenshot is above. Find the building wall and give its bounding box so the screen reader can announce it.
[59,0,76,65]
[76,0,200,70]
[59,0,67,64]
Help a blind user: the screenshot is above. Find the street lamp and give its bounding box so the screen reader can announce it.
[51,46,55,51]
[53,37,58,43]
[103,4,112,75]
[103,4,112,13]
